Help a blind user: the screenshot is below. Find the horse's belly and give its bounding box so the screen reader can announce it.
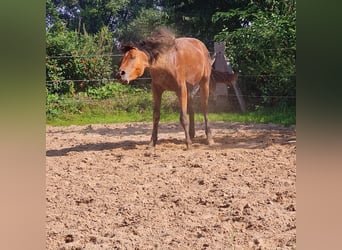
[184,65,207,85]
[151,71,179,91]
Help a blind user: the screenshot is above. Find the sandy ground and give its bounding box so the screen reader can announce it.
[46,121,296,250]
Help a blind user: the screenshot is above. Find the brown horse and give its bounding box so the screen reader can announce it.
[116,28,214,149]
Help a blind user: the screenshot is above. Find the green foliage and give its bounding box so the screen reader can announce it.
[46,92,61,120]
[46,91,88,121]
[47,91,295,126]
[46,0,65,32]
[46,26,114,95]
[160,0,241,46]
[213,1,296,107]
[46,84,181,122]
[116,8,169,42]
[48,0,130,34]
[86,82,144,100]
[47,85,295,126]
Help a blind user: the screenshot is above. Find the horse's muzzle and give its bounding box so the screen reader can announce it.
[115,71,129,85]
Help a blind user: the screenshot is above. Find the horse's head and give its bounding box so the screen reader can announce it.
[116,46,149,85]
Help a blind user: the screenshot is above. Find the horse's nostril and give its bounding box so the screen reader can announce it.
[121,71,125,76]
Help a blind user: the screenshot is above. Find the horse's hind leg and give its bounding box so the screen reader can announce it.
[187,93,195,140]
[149,85,163,148]
[200,80,214,145]
[177,85,192,149]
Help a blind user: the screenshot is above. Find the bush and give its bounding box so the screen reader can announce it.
[46,83,182,122]
[46,26,114,95]
[86,82,144,100]
[46,92,61,120]
[46,91,87,120]
[213,7,296,108]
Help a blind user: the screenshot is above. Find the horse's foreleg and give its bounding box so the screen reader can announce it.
[149,86,163,148]
[187,94,195,139]
[178,86,192,149]
[200,81,214,145]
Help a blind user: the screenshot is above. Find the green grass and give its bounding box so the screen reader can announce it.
[48,111,179,126]
[47,86,295,126]
[47,104,295,127]
[207,105,296,125]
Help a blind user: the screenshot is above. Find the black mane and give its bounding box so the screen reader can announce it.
[120,28,176,64]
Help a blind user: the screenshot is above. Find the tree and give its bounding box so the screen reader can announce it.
[115,7,169,43]
[213,0,296,107]
[47,0,130,34]
[46,0,169,43]
[161,0,242,47]
[46,0,65,32]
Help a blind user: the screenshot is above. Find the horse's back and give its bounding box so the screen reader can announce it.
[173,38,211,85]
[175,38,210,61]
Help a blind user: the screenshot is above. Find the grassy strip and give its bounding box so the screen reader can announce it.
[208,106,296,125]
[47,106,295,127]
[47,85,295,126]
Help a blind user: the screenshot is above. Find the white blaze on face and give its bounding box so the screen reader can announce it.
[118,47,148,84]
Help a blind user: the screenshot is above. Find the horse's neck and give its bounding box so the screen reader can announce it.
[148,54,172,71]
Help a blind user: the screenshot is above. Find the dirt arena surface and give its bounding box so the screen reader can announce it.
[46,121,296,250]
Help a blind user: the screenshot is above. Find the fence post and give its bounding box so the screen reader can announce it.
[212,42,229,112]
[213,42,246,112]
